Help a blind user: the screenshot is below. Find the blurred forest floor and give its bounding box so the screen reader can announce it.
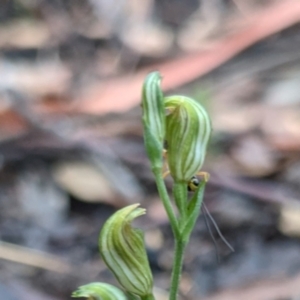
[1,0,300,299]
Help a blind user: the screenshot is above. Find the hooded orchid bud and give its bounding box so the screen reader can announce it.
[141,72,165,169]
[164,96,212,182]
[72,282,127,300]
[99,204,153,298]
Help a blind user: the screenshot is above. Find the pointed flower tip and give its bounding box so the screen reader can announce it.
[72,282,127,300]
[141,72,165,168]
[99,204,153,297]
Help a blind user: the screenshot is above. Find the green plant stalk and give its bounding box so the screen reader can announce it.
[141,294,156,300]
[172,182,187,223]
[169,182,189,300]
[153,168,179,239]
[153,171,203,300]
[153,171,191,300]
[171,182,206,300]
[169,238,186,300]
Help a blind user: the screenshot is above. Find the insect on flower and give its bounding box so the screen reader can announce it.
[187,175,200,192]
[163,147,234,259]
[163,147,210,191]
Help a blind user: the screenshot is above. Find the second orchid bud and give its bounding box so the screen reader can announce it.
[164,96,212,182]
[99,204,153,298]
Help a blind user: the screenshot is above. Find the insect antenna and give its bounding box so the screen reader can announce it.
[202,203,235,253]
[201,205,220,263]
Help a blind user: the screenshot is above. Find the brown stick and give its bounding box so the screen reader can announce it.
[76,0,300,115]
